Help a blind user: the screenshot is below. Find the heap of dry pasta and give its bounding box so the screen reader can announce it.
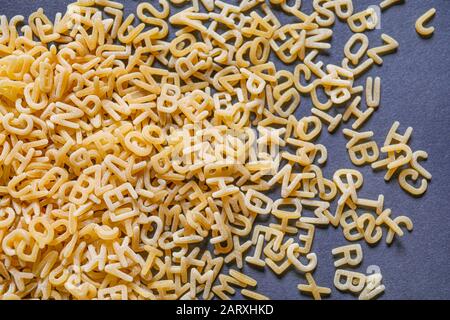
[0,0,433,300]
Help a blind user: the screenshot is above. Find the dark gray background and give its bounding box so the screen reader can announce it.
[2,0,449,300]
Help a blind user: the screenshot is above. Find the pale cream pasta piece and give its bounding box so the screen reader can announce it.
[334,269,367,293]
[297,273,331,300]
[365,76,381,108]
[344,33,369,66]
[367,34,399,65]
[332,244,363,268]
[359,272,385,300]
[415,8,436,37]
[398,168,428,196]
[229,269,257,287]
[347,8,378,33]
[380,0,404,11]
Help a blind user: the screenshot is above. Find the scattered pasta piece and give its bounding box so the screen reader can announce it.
[297,273,331,300]
[415,8,436,37]
[359,272,385,300]
[334,270,367,294]
[332,244,363,268]
[380,0,404,11]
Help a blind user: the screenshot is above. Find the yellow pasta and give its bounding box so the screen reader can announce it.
[241,289,270,300]
[334,269,366,293]
[332,244,363,268]
[380,0,403,10]
[297,273,331,300]
[359,272,385,300]
[347,8,378,33]
[0,0,433,301]
[365,76,381,108]
[415,8,436,37]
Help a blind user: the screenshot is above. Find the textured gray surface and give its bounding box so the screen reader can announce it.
[2,0,449,300]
